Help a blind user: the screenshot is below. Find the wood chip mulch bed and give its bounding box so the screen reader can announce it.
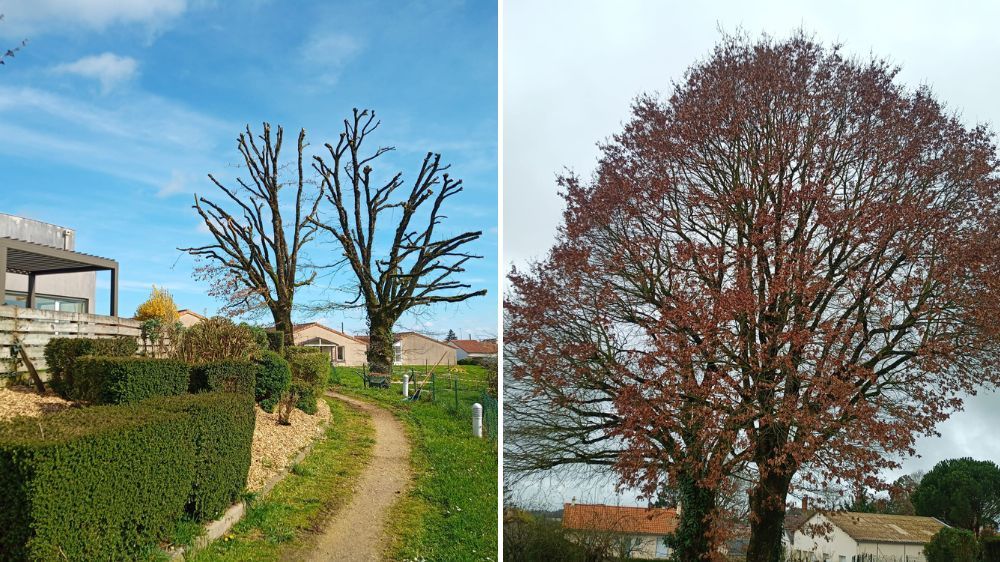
[247,398,332,492]
[0,386,75,421]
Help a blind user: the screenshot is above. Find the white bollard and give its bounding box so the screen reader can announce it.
[472,403,483,438]
[403,374,410,398]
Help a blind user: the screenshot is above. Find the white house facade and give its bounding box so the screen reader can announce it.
[790,512,947,562]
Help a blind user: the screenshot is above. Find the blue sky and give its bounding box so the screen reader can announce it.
[0,0,498,340]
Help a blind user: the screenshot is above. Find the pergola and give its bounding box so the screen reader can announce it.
[0,237,118,316]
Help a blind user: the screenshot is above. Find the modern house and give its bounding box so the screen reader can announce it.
[447,338,498,360]
[291,322,368,366]
[561,503,677,559]
[790,511,947,562]
[0,213,118,315]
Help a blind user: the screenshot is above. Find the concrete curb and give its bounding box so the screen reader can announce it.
[165,410,332,560]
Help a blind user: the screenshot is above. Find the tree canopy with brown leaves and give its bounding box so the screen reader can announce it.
[505,33,1000,562]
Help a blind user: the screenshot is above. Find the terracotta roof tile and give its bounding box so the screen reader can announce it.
[448,339,498,354]
[562,503,678,535]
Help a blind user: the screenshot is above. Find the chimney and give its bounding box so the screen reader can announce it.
[676,500,682,517]
[802,497,809,511]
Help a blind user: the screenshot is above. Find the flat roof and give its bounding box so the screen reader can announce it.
[0,236,117,274]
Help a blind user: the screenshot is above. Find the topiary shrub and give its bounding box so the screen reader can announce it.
[44,336,138,397]
[290,380,318,414]
[174,317,259,364]
[254,351,291,413]
[925,527,980,562]
[190,360,256,395]
[287,350,330,389]
[73,356,189,404]
[0,404,196,561]
[144,392,256,521]
[265,330,285,353]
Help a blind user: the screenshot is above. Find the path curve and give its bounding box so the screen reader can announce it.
[306,391,411,562]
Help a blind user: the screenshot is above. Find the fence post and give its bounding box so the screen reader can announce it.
[403,374,409,398]
[472,403,483,438]
[454,376,459,410]
[431,373,436,402]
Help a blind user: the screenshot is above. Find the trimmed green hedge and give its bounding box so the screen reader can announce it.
[287,351,330,388]
[254,350,291,413]
[145,393,255,521]
[291,380,318,414]
[0,404,196,561]
[190,360,257,395]
[43,336,138,397]
[73,356,189,404]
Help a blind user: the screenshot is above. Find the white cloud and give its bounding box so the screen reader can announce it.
[0,85,233,192]
[52,53,139,93]
[159,169,195,198]
[300,31,362,84]
[0,0,187,37]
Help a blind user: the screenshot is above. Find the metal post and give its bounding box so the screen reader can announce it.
[0,244,7,306]
[453,376,459,410]
[109,266,118,317]
[26,273,36,309]
[403,374,409,398]
[472,403,483,438]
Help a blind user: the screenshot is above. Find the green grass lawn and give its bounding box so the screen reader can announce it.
[333,368,499,562]
[185,397,375,561]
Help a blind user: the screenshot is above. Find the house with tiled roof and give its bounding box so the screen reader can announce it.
[791,511,947,562]
[447,338,497,360]
[177,309,208,327]
[292,322,368,366]
[354,331,456,366]
[561,503,678,559]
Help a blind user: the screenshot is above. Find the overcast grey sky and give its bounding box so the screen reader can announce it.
[503,0,1000,509]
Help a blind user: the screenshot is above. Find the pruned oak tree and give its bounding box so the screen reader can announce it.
[310,109,486,373]
[181,123,322,344]
[505,33,1000,562]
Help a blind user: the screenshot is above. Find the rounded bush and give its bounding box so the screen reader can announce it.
[925,527,980,562]
[254,350,291,413]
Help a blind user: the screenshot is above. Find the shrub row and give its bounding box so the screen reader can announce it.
[0,392,255,561]
[43,336,138,398]
[190,359,257,395]
[74,356,190,404]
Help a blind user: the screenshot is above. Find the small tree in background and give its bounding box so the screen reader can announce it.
[925,527,980,562]
[913,458,1000,537]
[310,109,486,373]
[446,329,458,341]
[135,286,181,356]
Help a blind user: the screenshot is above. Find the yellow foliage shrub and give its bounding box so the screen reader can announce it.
[135,286,179,323]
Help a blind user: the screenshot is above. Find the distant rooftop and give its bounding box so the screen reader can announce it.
[562,503,678,536]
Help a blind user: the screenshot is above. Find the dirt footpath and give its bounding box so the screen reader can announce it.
[306,391,411,562]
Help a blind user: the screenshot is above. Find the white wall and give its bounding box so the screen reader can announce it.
[857,541,927,562]
[792,513,859,561]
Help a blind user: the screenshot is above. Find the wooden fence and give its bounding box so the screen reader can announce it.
[0,305,141,373]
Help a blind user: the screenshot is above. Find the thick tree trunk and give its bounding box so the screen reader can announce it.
[667,475,718,561]
[271,305,295,347]
[745,470,794,562]
[367,316,395,374]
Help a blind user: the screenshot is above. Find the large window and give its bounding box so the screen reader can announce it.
[3,291,88,313]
